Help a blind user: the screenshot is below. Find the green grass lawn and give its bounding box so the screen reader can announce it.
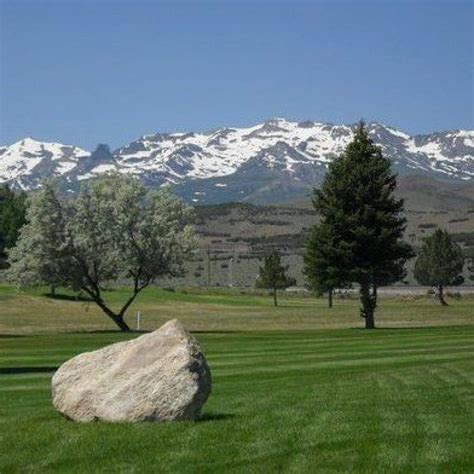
[1,286,473,472]
[0,284,473,334]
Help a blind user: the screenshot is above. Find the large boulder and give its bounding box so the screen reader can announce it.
[52,319,212,422]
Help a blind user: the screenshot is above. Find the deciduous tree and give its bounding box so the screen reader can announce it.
[8,175,195,331]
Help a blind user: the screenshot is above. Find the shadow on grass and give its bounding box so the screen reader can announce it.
[67,329,138,335]
[273,304,314,309]
[0,366,58,375]
[350,325,471,332]
[199,413,235,422]
[43,293,93,302]
[191,330,240,335]
[65,329,241,335]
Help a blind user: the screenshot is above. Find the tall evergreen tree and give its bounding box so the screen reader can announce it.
[256,249,295,306]
[0,233,4,265]
[303,223,350,307]
[0,185,27,268]
[414,229,464,305]
[312,122,413,328]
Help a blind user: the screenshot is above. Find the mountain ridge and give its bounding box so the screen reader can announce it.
[1,119,473,204]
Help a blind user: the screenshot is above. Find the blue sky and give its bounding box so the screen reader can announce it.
[1,0,473,149]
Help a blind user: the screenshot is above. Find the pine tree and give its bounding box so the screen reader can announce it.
[0,185,27,268]
[414,229,464,305]
[256,249,295,306]
[312,121,413,328]
[303,223,350,307]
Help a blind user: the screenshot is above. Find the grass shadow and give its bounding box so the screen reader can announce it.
[43,293,93,302]
[66,329,137,335]
[66,329,242,336]
[198,413,235,422]
[350,324,472,332]
[274,304,314,309]
[0,366,58,375]
[191,330,240,335]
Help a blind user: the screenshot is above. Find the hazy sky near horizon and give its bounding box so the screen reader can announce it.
[1,0,473,150]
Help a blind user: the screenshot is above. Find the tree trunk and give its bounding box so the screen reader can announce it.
[112,314,131,332]
[273,288,278,307]
[328,288,333,308]
[364,307,375,329]
[50,285,56,297]
[437,285,448,306]
[83,289,132,332]
[97,304,132,331]
[360,283,376,329]
[80,276,147,332]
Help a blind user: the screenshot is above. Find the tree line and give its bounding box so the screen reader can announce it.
[0,123,468,331]
[255,123,466,323]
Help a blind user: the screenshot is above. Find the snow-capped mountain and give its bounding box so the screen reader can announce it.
[0,138,90,191]
[1,119,473,203]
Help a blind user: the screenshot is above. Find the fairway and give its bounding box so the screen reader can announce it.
[1,323,474,472]
[1,285,473,334]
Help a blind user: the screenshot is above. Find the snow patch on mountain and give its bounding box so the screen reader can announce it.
[1,120,473,192]
[0,138,90,189]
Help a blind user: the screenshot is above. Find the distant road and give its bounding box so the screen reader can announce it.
[376,286,474,296]
[287,285,474,296]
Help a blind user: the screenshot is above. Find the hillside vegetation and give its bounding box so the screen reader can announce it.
[178,176,474,288]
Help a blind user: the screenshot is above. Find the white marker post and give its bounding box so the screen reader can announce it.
[137,311,141,331]
[229,256,234,287]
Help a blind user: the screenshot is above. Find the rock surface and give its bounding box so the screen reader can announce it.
[52,319,212,422]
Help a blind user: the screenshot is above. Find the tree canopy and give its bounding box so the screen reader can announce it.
[8,175,195,331]
[0,185,27,268]
[303,222,351,307]
[414,229,464,305]
[310,122,413,328]
[256,249,295,306]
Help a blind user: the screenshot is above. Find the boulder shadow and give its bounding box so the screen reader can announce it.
[191,330,240,335]
[198,413,235,423]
